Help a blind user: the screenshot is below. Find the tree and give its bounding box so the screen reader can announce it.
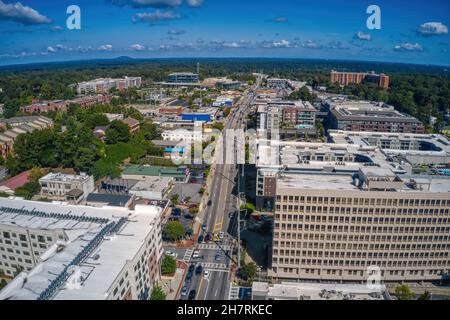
[105,120,131,144]
[240,262,257,282]
[161,255,177,275]
[395,284,416,300]
[171,194,179,205]
[15,181,40,200]
[163,221,185,241]
[240,203,256,216]
[150,286,166,300]
[418,291,432,300]
[0,279,7,290]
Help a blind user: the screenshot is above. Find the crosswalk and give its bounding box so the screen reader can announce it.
[200,262,229,270]
[197,244,233,251]
[182,249,194,263]
[228,284,239,300]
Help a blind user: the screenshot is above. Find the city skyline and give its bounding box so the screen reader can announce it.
[0,0,449,66]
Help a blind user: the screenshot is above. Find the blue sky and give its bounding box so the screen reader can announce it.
[0,0,449,66]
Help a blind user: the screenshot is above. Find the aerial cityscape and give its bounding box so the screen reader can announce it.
[0,0,450,309]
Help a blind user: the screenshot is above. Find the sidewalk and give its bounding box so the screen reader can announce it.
[161,261,187,300]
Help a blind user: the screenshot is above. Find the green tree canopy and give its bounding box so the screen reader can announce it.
[150,286,166,300]
[161,255,177,275]
[395,284,416,300]
[163,221,185,241]
[105,120,131,144]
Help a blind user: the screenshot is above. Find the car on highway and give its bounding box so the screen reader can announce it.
[203,270,210,280]
[188,290,196,300]
[180,286,188,296]
[197,235,204,243]
[195,264,203,274]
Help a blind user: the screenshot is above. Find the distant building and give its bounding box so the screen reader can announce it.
[39,172,95,202]
[0,116,53,158]
[76,77,141,94]
[0,170,31,195]
[167,72,199,84]
[330,70,390,89]
[181,113,212,122]
[159,106,183,116]
[162,129,203,142]
[122,117,140,134]
[216,80,241,90]
[20,100,67,114]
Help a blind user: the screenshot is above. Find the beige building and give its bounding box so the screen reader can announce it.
[270,169,450,282]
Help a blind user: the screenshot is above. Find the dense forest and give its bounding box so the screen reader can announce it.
[1,57,449,129]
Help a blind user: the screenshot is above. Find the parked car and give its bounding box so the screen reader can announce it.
[188,290,196,300]
[188,264,195,272]
[192,250,200,259]
[202,224,207,231]
[219,232,225,239]
[197,235,204,243]
[181,286,188,296]
[184,214,194,220]
[165,251,177,258]
[195,264,203,274]
[203,270,210,280]
[173,208,181,216]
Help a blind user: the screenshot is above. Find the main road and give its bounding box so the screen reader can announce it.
[182,84,257,300]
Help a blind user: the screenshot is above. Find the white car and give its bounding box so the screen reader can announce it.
[219,232,225,239]
[165,251,177,258]
[192,250,200,259]
[203,270,210,279]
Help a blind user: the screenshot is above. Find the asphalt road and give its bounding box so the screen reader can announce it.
[178,85,257,300]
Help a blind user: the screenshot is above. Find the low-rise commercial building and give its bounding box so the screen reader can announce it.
[129,176,174,201]
[39,172,95,202]
[122,165,190,183]
[76,77,141,94]
[167,72,199,84]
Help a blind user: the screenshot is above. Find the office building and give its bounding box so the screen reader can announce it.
[270,168,450,282]
[167,72,199,84]
[330,70,390,89]
[0,198,163,300]
[39,172,95,203]
[327,100,425,134]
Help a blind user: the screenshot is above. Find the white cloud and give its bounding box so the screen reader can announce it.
[98,44,113,51]
[50,25,63,32]
[108,0,182,8]
[132,10,181,24]
[394,42,424,52]
[0,0,52,25]
[303,40,322,49]
[46,46,55,53]
[354,31,371,41]
[186,0,203,7]
[271,17,288,23]
[417,22,448,36]
[168,28,185,35]
[262,39,296,48]
[131,43,146,51]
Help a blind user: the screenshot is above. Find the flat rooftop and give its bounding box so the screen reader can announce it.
[0,198,161,300]
[40,172,91,183]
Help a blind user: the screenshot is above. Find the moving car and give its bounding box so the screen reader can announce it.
[219,232,225,239]
[188,290,196,300]
[203,270,210,280]
[197,235,204,243]
[215,254,221,261]
[192,250,200,259]
[165,251,177,258]
[205,234,212,242]
[195,264,203,274]
[202,223,207,231]
[186,271,193,282]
